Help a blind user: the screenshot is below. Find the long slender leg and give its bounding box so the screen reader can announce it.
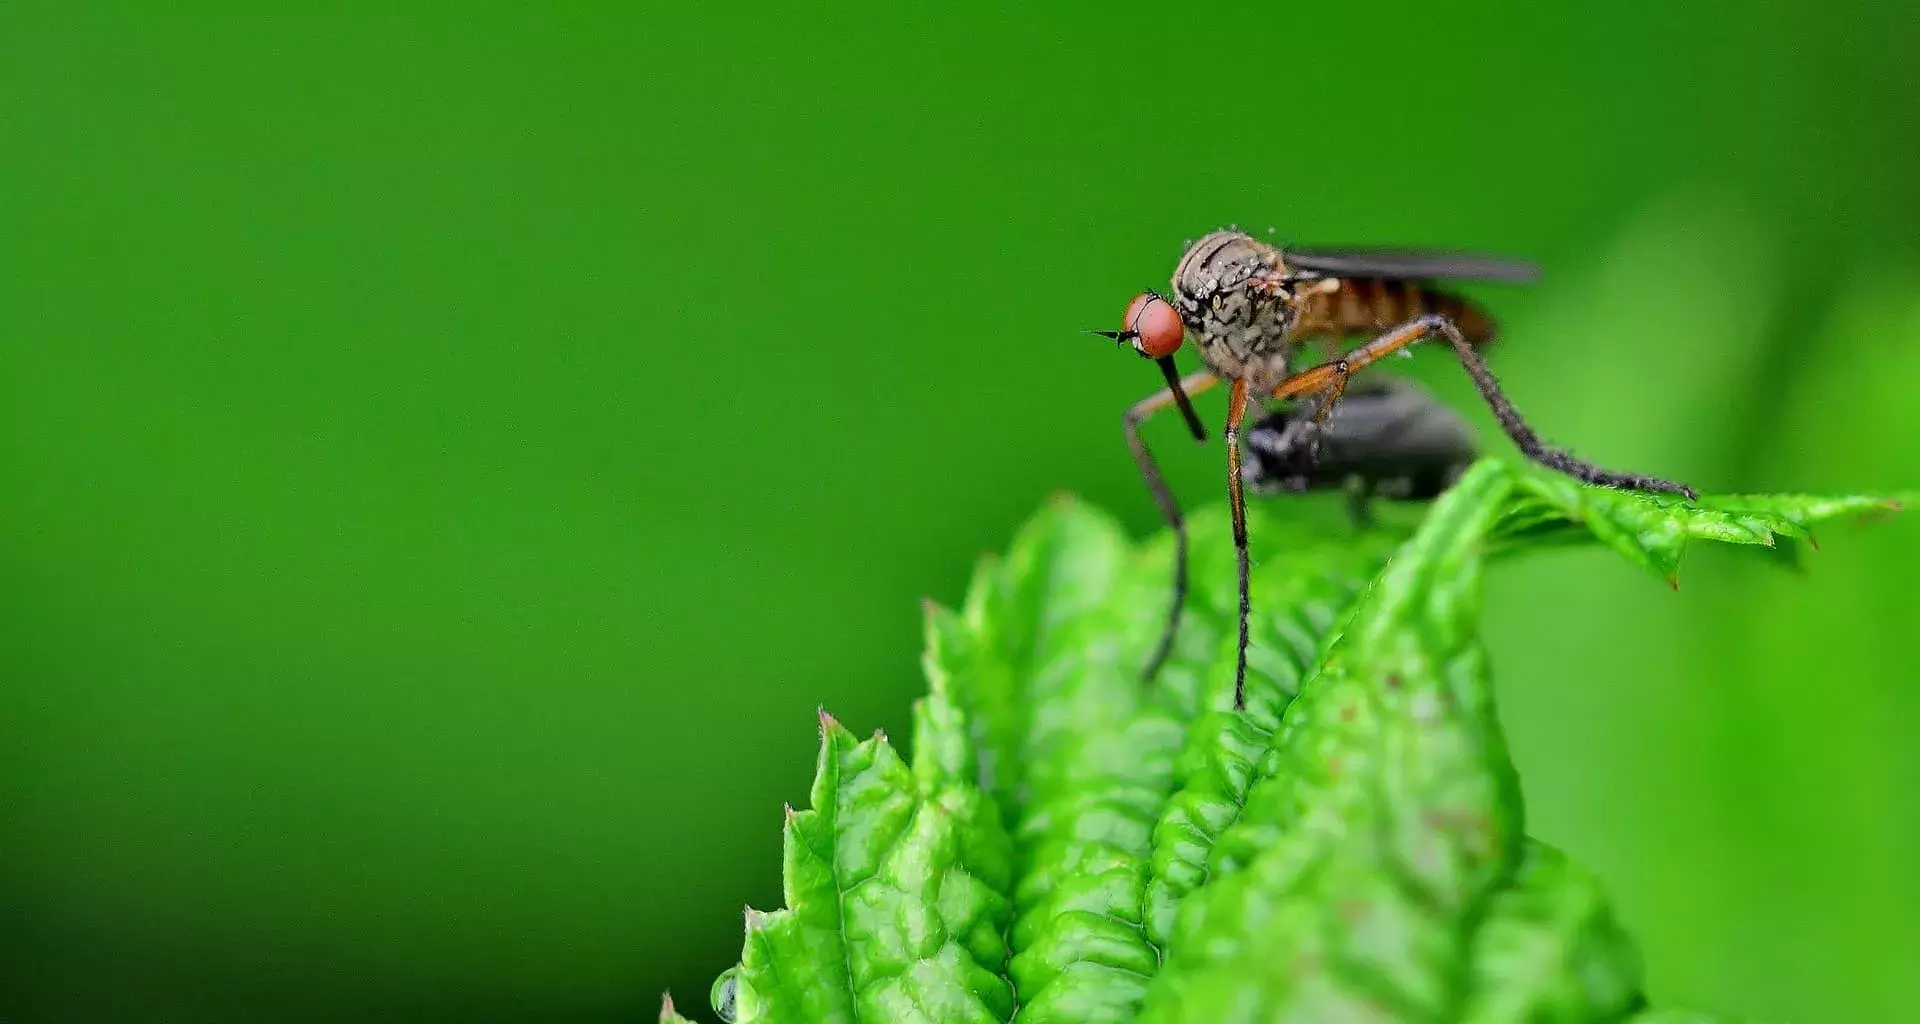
[1297,370,1350,464]
[1126,370,1221,685]
[1271,315,1697,499]
[1224,378,1253,709]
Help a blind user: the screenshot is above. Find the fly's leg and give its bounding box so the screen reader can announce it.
[1224,378,1254,709]
[1126,370,1221,686]
[1271,314,1697,500]
[1296,373,1349,465]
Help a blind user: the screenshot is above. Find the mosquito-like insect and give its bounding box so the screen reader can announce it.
[1090,229,1696,709]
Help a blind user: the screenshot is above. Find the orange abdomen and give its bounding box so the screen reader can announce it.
[1293,278,1499,347]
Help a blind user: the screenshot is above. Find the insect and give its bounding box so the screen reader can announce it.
[1240,376,1477,528]
[1090,229,1696,709]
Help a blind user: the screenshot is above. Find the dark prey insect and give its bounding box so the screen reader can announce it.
[1240,376,1477,529]
[1090,229,1696,710]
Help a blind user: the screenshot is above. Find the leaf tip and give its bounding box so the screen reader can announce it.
[872,727,888,744]
[782,801,796,824]
[658,993,677,1022]
[1666,573,1681,591]
[743,905,767,931]
[1046,488,1078,509]
[817,706,841,735]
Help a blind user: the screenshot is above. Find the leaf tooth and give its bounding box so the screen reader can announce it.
[657,992,702,1024]
[960,551,1000,627]
[742,707,1016,1022]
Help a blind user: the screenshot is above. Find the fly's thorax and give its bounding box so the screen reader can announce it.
[1170,230,1299,386]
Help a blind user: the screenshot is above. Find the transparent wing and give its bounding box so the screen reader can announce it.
[1286,247,1540,284]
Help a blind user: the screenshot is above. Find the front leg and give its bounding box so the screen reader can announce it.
[1125,370,1221,687]
[1224,378,1253,710]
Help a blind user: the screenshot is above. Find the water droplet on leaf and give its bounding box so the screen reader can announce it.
[711,968,741,1022]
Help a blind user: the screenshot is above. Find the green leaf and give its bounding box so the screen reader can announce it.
[1621,1012,1766,1024]
[1142,508,1405,949]
[1139,460,1526,1021]
[710,458,1905,1023]
[1457,841,1644,1024]
[727,707,1016,1024]
[1496,466,1913,584]
[960,499,1196,1022]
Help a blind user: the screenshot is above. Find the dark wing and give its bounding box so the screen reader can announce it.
[1286,247,1539,284]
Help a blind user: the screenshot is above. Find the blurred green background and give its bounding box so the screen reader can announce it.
[4,3,1917,1021]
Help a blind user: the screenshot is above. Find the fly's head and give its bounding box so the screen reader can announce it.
[1171,229,1302,370]
[1085,291,1207,441]
[1088,290,1185,362]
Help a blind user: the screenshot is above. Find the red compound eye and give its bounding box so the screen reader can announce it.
[1122,292,1184,358]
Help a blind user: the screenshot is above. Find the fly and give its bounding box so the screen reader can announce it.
[1089,229,1696,709]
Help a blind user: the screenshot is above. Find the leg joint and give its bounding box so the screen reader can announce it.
[1414,313,1464,342]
